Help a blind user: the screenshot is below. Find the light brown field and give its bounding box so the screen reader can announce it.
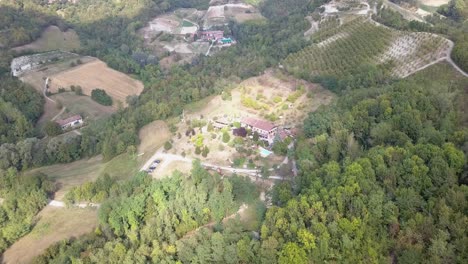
[19,56,95,128]
[1,206,97,264]
[12,25,80,53]
[48,60,144,106]
[138,120,171,154]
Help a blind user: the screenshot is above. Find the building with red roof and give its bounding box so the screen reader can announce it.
[241,117,277,144]
[56,115,83,130]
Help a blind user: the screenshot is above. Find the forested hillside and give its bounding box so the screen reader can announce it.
[34,63,468,264]
[0,0,467,262]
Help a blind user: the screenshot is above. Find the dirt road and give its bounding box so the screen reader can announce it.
[140,148,289,181]
[403,39,468,78]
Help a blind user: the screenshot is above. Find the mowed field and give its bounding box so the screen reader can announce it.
[138,120,171,154]
[52,92,116,122]
[48,60,144,106]
[2,206,97,264]
[12,25,80,53]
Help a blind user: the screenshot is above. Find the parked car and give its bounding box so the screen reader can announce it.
[153,159,161,164]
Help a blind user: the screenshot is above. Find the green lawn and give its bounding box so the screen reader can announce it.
[182,20,195,27]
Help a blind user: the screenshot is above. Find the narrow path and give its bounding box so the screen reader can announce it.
[402,39,468,78]
[369,19,468,78]
[43,77,67,121]
[205,41,215,56]
[51,106,65,121]
[48,199,100,208]
[182,204,248,239]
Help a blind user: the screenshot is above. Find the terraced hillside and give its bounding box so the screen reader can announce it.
[284,18,451,78]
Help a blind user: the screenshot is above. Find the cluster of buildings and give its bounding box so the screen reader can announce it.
[214,116,294,145]
[190,30,234,45]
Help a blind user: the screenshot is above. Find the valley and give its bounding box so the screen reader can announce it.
[0,0,467,263]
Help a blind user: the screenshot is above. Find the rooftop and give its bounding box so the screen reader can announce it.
[242,117,276,132]
[56,115,82,126]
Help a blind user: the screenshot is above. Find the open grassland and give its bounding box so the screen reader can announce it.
[12,25,80,53]
[2,206,97,264]
[138,120,171,154]
[48,60,144,106]
[26,153,138,201]
[52,92,116,122]
[285,18,450,78]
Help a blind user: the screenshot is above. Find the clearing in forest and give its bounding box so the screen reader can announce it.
[51,92,116,123]
[285,17,451,78]
[12,25,80,53]
[138,120,171,155]
[48,59,144,106]
[160,69,334,166]
[1,206,97,264]
[26,153,139,201]
[204,3,264,28]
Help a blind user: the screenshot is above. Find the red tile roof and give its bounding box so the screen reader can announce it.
[242,117,276,132]
[56,115,82,126]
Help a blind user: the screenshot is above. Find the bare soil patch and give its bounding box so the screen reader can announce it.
[48,60,144,106]
[12,25,80,53]
[1,206,97,264]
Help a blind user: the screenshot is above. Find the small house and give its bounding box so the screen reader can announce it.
[56,115,83,130]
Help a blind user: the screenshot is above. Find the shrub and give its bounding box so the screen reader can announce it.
[91,89,113,106]
[164,141,172,151]
[222,131,231,143]
[75,86,83,96]
[195,146,202,155]
[45,121,62,136]
[202,146,209,157]
[58,87,66,93]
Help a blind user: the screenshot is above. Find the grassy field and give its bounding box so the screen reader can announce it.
[26,153,139,200]
[138,120,171,154]
[48,60,144,107]
[2,206,97,264]
[52,92,116,122]
[285,18,450,78]
[12,25,80,53]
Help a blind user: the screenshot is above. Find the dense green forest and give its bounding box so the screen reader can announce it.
[0,169,55,252]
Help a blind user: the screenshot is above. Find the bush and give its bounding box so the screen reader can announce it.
[58,87,66,93]
[222,131,231,143]
[91,89,113,106]
[202,146,209,157]
[44,121,62,136]
[195,146,202,155]
[75,86,83,96]
[164,141,172,151]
